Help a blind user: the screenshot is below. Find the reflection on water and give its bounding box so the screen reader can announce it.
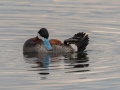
[23,52,89,76]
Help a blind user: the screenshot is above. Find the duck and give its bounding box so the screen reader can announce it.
[23,28,89,53]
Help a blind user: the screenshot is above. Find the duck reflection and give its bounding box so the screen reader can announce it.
[23,52,90,76]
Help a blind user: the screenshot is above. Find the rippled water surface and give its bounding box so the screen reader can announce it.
[0,0,120,90]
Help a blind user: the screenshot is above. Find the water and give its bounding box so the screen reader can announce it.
[0,0,120,90]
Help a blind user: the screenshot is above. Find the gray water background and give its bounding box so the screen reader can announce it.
[0,0,120,90]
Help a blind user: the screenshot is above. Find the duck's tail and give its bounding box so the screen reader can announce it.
[64,32,89,52]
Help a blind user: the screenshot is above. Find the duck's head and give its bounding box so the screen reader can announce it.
[37,28,52,51]
[37,28,49,39]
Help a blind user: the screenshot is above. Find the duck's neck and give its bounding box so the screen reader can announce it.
[32,36,40,42]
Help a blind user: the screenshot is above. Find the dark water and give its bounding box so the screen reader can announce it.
[0,0,120,90]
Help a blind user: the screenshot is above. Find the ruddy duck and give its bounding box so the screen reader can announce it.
[23,28,89,53]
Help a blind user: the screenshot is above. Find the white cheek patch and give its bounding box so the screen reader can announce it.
[37,33,43,40]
